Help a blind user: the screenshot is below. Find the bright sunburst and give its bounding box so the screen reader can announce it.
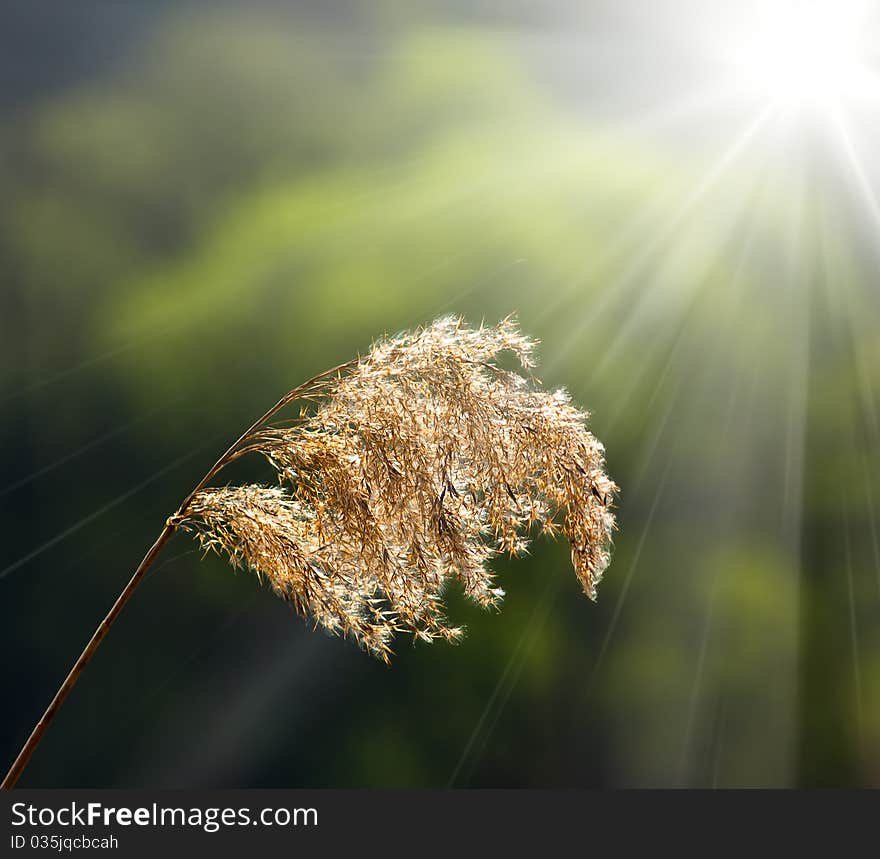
[738,0,874,109]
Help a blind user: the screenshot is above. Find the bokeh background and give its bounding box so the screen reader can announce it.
[2,0,879,788]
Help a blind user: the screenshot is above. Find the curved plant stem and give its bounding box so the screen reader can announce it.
[1,360,356,790]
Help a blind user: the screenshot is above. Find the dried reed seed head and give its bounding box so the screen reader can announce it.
[178,316,617,660]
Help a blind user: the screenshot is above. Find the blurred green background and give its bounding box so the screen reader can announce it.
[2,0,879,787]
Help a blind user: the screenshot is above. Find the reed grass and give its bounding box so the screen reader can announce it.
[2,316,616,788]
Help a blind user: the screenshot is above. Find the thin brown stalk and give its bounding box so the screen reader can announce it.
[1,359,356,790]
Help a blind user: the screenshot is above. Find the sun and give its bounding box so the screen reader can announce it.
[739,0,871,109]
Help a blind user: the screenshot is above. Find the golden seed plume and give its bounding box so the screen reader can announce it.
[177,316,617,661]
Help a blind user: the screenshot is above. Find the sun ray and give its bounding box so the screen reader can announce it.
[446,572,563,787]
[545,104,775,373]
[828,106,880,235]
[0,398,180,499]
[676,576,719,785]
[0,436,220,583]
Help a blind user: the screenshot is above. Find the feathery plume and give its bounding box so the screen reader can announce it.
[2,315,616,789]
[176,316,617,660]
